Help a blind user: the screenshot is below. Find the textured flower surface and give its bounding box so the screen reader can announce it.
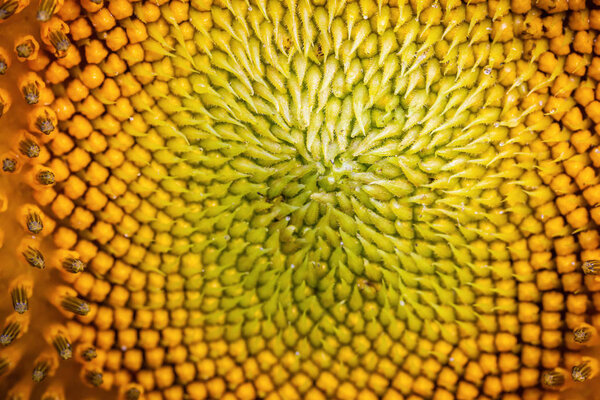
[1,0,600,399]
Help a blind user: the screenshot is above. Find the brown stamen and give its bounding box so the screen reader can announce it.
[60,295,90,316]
[26,212,43,234]
[37,0,58,21]
[0,57,7,75]
[574,325,593,344]
[542,369,565,388]
[15,40,34,58]
[11,286,28,314]
[36,114,55,135]
[48,31,70,58]
[36,170,55,185]
[62,257,85,273]
[572,361,593,383]
[0,321,20,345]
[582,260,600,275]
[22,246,45,269]
[2,157,16,172]
[81,347,97,361]
[18,138,40,158]
[52,333,72,360]
[22,83,39,105]
[85,369,103,387]
[32,360,50,382]
[0,0,18,20]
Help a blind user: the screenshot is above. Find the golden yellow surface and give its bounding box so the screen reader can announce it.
[1,0,600,399]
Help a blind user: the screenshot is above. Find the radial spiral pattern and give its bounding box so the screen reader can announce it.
[1,0,600,399]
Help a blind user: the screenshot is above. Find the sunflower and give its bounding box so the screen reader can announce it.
[0,0,600,399]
